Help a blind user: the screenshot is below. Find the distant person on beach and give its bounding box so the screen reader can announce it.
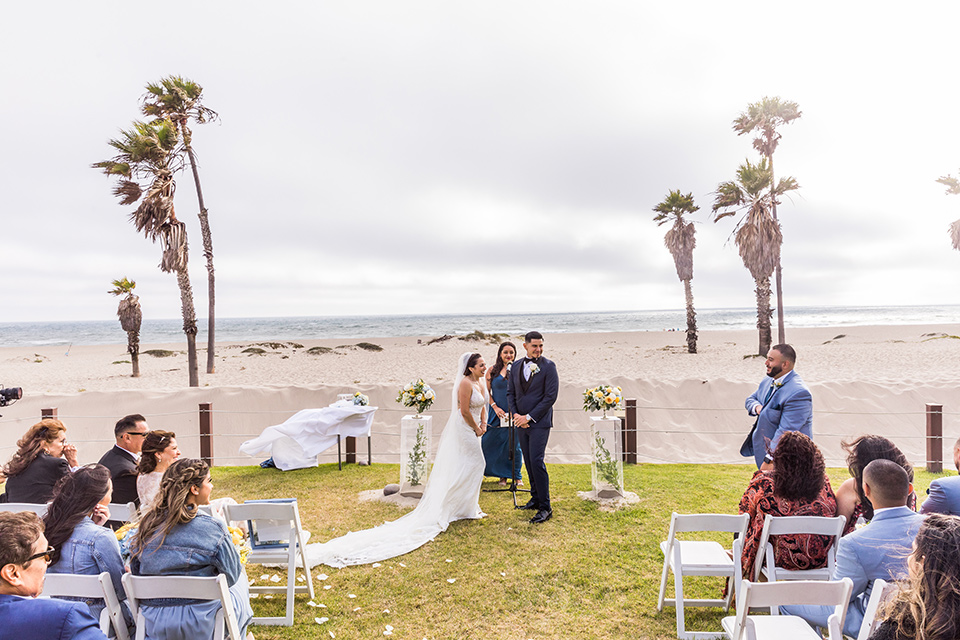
[837,435,917,534]
[920,437,960,516]
[507,331,559,524]
[1,419,78,504]
[742,343,812,469]
[483,341,523,486]
[98,414,149,508]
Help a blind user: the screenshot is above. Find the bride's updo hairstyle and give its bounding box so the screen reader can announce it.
[463,353,482,375]
[132,458,209,556]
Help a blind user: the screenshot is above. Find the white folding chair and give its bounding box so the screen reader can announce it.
[43,571,130,640]
[0,502,49,516]
[222,501,314,626]
[108,502,138,524]
[658,512,750,639]
[722,578,854,640]
[856,578,896,640]
[753,515,845,583]
[122,573,241,640]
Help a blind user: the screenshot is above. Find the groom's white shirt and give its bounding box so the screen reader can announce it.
[523,359,533,381]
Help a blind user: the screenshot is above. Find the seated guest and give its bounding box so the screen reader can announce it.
[869,513,960,640]
[98,414,149,508]
[131,458,253,639]
[136,430,180,511]
[0,511,107,640]
[920,437,960,516]
[738,431,837,581]
[1,419,79,504]
[783,459,923,638]
[836,434,917,535]
[43,465,133,634]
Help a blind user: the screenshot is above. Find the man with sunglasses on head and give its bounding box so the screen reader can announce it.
[98,414,149,510]
[0,511,107,639]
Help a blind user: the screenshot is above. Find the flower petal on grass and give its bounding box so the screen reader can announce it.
[353,607,361,612]
[317,573,329,581]
[385,625,394,631]
[398,563,406,567]
[329,632,335,639]
[500,572,506,577]
[372,563,381,568]
[307,601,317,607]
[446,578,456,583]
[269,575,281,583]
[383,609,390,613]
[259,574,269,580]
[324,585,332,590]
[348,594,357,598]
[314,617,329,624]
[298,575,306,582]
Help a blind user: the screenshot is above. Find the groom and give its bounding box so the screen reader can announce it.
[507,331,559,524]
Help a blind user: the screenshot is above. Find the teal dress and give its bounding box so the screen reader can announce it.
[481,372,523,480]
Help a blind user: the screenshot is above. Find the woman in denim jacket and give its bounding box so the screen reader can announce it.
[43,464,134,636]
[130,458,253,640]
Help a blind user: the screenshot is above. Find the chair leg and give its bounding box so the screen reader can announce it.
[674,565,687,639]
[723,575,734,611]
[657,555,670,611]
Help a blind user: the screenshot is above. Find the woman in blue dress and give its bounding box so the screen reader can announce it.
[483,342,523,485]
[131,459,252,640]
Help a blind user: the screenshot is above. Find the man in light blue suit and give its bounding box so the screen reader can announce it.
[920,437,960,515]
[782,460,922,638]
[742,343,813,469]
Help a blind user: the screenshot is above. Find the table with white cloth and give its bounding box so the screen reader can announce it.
[240,402,377,471]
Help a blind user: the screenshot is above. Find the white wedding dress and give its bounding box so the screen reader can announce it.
[303,353,487,568]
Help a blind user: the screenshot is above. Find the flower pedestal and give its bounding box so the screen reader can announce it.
[590,416,624,499]
[400,414,432,498]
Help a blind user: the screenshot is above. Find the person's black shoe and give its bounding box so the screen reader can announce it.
[530,509,552,524]
[517,499,538,510]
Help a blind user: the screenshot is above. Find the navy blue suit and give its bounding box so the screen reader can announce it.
[921,474,960,515]
[0,593,107,639]
[742,370,813,468]
[507,356,559,510]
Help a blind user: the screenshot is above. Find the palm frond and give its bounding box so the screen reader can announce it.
[937,174,960,196]
[950,219,960,251]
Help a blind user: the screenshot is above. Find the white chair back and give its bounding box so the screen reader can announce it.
[856,578,897,640]
[0,502,48,516]
[725,578,854,640]
[754,514,846,582]
[42,571,130,640]
[108,502,138,524]
[122,573,241,640]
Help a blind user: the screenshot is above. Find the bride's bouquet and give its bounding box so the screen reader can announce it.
[397,379,435,415]
[583,384,623,414]
[353,391,369,406]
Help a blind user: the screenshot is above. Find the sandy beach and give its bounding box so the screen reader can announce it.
[1,324,958,470]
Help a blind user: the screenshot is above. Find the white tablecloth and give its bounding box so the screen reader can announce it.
[240,403,378,471]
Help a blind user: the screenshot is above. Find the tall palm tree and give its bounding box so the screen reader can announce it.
[733,97,802,345]
[936,172,960,250]
[653,190,699,354]
[109,277,142,377]
[713,158,799,356]
[142,75,219,375]
[93,118,200,387]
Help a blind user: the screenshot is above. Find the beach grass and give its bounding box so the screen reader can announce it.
[212,462,946,640]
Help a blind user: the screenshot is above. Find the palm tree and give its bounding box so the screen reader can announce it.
[936,172,960,250]
[93,118,200,387]
[653,190,699,354]
[142,75,219,375]
[733,97,802,345]
[109,277,142,377]
[713,158,799,356]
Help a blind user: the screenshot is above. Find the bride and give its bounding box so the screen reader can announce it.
[304,351,489,568]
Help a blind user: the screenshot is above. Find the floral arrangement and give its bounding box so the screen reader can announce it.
[583,384,623,414]
[353,391,369,406]
[593,431,622,492]
[397,379,435,414]
[115,519,250,564]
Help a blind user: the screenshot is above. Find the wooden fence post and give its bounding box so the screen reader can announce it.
[42,408,58,420]
[345,437,357,464]
[199,403,213,467]
[622,398,637,464]
[927,403,943,473]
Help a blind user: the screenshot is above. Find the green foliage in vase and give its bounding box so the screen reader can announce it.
[406,423,428,486]
[593,432,621,491]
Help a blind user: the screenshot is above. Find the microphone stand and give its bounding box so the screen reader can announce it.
[483,409,530,507]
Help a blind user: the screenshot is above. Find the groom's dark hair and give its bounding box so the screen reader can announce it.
[524,331,543,342]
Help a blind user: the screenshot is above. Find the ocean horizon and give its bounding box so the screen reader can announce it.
[1,304,959,349]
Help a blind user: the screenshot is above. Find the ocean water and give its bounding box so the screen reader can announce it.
[1,305,958,348]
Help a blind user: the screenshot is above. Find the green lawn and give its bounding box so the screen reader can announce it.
[213,463,946,640]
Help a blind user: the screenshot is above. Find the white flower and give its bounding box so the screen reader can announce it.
[529,363,540,376]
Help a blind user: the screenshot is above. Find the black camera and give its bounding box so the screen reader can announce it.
[0,387,22,407]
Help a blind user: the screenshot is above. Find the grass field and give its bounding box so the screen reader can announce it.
[213,462,944,640]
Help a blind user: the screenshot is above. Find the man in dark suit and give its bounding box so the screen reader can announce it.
[0,511,107,639]
[742,343,813,469]
[921,437,960,515]
[507,331,559,524]
[98,414,149,507]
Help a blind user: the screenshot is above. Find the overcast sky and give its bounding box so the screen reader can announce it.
[3,2,960,323]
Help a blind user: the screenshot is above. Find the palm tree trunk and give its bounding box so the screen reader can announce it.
[769,153,786,345]
[184,141,216,375]
[683,278,697,354]
[127,331,140,377]
[755,276,773,356]
[175,267,200,387]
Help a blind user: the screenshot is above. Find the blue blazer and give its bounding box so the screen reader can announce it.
[782,506,923,637]
[506,357,559,429]
[742,370,813,467]
[0,593,107,639]
[921,474,960,515]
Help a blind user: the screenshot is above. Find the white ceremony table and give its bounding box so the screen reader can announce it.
[240,402,377,471]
